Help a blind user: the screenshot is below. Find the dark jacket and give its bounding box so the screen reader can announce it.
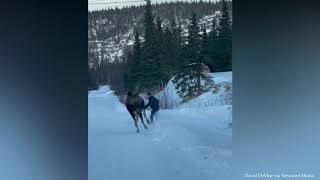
[145,96,159,110]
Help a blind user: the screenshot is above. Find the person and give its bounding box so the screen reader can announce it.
[126,91,148,133]
[144,92,159,124]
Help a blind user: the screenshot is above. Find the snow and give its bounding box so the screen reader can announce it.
[127,40,134,46]
[89,85,232,180]
[157,78,183,108]
[181,72,232,108]
[158,71,232,109]
[209,71,232,84]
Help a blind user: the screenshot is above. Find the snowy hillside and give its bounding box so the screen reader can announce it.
[88,0,234,64]
[158,71,232,109]
[181,72,232,108]
[89,85,232,180]
[89,0,220,11]
[89,13,220,63]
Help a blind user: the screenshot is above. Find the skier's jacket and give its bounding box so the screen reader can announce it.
[145,96,159,110]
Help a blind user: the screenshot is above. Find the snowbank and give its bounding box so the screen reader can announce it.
[158,71,232,109]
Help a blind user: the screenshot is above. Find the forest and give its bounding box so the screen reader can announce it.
[88,0,232,102]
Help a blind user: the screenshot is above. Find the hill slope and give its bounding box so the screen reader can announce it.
[88,1,232,63]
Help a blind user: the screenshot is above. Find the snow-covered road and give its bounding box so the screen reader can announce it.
[89,86,232,180]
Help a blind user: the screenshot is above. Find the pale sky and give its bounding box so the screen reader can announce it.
[88,0,219,11]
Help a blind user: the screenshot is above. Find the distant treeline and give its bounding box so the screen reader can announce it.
[88,0,232,41]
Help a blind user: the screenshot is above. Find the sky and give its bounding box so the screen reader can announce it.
[88,0,219,11]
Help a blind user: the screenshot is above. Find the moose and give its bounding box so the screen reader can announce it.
[125,92,150,133]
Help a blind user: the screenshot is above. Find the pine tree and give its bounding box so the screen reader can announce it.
[207,13,218,71]
[140,0,161,91]
[211,0,232,72]
[156,17,163,35]
[201,28,208,51]
[88,67,98,90]
[170,19,183,73]
[173,13,212,101]
[123,50,132,91]
[154,17,177,84]
[200,27,209,70]
[160,27,174,82]
[219,0,232,71]
[88,43,99,90]
[127,32,143,91]
[187,13,200,62]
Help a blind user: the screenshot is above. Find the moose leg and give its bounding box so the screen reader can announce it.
[127,105,139,132]
[134,120,140,133]
[134,118,139,133]
[139,112,148,129]
[143,110,150,124]
[126,105,135,120]
[133,112,140,133]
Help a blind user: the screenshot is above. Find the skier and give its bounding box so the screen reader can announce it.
[144,92,159,124]
[126,91,148,133]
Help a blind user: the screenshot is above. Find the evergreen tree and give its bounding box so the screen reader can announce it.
[157,18,171,83]
[207,13,218,71]
[187,13,200,62]
[200,27,209,69]
[201,28,208,49]
[170,19,183,72]
[219,0,232,71]
[88,44,99,90]
[156,17,163,35]
[160,27,175,82]
[100,42,105,62]
[127,32,143,91]
[210,0,232,72]
[140,0,161,91]
[123,50,132,91]
[173,13,212,101]
[88,67,98,90]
